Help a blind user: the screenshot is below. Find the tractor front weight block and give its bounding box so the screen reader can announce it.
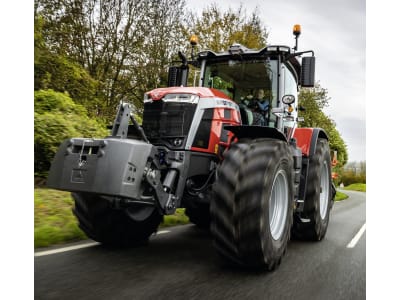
[47,137,177,214]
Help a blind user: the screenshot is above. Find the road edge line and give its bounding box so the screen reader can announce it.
[35,230,172,257]
[34,242,100,257]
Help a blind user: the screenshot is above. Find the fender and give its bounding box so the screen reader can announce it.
[293,127,328,157]
[294,127,330,212]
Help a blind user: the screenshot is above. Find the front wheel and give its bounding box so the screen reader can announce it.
[292,139,334,241]
[211,139,294,269]
[72,193,162,246]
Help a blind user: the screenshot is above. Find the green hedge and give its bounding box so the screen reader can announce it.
[340,172,366,186]
[34,90,109,177]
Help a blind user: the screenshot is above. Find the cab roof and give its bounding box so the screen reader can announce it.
[197,44,301,79]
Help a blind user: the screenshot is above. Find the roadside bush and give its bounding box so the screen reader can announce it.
[34,90,109,178]
[340,171,366,186]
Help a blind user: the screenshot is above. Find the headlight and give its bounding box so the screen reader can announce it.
[162,93,199,104]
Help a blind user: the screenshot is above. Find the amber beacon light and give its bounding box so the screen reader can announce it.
[293,24,301,50]
[293,24,301,37]
[190,34,199,46]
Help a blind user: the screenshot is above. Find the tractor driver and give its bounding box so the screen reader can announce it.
[248,89,270,126]
[254,89,270,116]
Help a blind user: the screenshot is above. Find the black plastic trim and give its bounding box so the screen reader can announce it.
[309,128,329,156]
[225,125,287,142]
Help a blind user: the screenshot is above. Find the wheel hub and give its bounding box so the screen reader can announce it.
[269,170,288,240]
[319,161,330,219]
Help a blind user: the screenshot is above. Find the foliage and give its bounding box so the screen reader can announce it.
[36,0,188,119]
[34,188,86,248]
[334,191,349,201]
[340,171,366,186]
[299,84,348,167]
[343,183,366,192]
[34,90,109,177]
[160,209,190,227]
[185,4,268,52]
[35,15,101,117]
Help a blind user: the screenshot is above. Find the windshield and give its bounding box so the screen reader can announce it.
[203,58,278,126]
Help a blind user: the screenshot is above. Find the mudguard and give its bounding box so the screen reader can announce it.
[293,127,331,212]
[293,127,329,157]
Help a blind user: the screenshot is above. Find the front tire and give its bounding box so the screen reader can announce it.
[292,138,333,241]
[72,193,162,246]
[211,139,294,269]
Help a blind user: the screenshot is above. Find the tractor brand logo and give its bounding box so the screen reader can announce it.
[216,99,239,110]
[217,99,230,106]
[78,159,87,168]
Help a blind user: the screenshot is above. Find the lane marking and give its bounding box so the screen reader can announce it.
[346,223,366,248]
[34,230,172,257]
[157,230,170,235]
[34,242,100,257]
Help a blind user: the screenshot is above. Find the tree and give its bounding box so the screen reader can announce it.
[35,14,102,117]
[298,84,348,166]
[184,4,268,52]
[35,0,188,119]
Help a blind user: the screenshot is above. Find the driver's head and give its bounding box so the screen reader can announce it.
[256,89,264,99]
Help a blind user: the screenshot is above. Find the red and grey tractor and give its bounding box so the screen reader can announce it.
[47,25,335,269]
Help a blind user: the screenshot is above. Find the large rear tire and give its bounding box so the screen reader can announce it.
[292,138,333,241]
[211,139,294,269]
[72,193,162,246]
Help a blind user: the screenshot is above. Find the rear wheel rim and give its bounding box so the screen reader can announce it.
[319,161,330,219]
[269,170,288,240]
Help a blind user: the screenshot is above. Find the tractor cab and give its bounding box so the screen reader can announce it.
[167,26,315,141]
[198,44,298,131]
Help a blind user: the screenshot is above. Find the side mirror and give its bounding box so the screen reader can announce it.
[282,94,295,105]
[300,56,315,87]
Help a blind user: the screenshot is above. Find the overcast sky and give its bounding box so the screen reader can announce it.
[186,0,366,163]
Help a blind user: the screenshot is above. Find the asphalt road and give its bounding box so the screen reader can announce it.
[35,190,366,300]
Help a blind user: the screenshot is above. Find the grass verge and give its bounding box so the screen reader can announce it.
[343,183,366,192]
[334,190,349,201]
[34,189,86,248]
[34,188,190,248]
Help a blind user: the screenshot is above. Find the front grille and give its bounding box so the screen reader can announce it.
[142,101,197,147]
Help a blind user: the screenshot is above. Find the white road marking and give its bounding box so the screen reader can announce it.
[34,230,172,257]
[156,230,171,235]
[34,242,100,257]
[346,223,366,248]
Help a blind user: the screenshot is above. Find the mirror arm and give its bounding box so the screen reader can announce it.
[284,50,314,61]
